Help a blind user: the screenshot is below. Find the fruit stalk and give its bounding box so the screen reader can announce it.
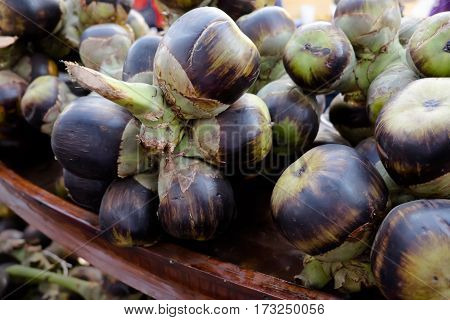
[5,264,102,300]
[65,62,184,154]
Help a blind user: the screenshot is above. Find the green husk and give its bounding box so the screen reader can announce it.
[79,25,133,80]
[333,0,402,57]
[329,259,375,293]
[62,0,82,47]
[314,224,374,263]
[399,17,423,47]
[118,119,155,178]
[78,0,131,29]
[296,255,375,293]
[0,36,24,70]
[347,38,405,96]
[250,57,286,94]
[367,63,418,124]
[126,9,151,39]
[65,62,184,155]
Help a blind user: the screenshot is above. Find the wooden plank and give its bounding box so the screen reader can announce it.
[0,162,337,300]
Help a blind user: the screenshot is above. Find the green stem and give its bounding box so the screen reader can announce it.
[173,135,204,159]
[65,62,166,127]
[5,265,102,299]
[328,259,376,293]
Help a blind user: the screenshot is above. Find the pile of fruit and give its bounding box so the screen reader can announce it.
[0,0,448,300]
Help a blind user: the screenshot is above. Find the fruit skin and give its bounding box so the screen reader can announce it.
[371,199,450,300]
[58,72,90,97]
[375,78,450,198]
[189,93,272,170]
[333,0,402,56]
[0,70,28,124]
[122,35,162,84]
[257,79,319,173]
[51,96,142,180]
[216,0,276,21]
[399,17,423,48]
[283,22,356,94]
[236,7,295,92]
[20,75,76,135]
[153,7,260,119]
[237,6,295,58]
[13,53,59,82]
[99,173,161,247]
[329,93,373,146]
[63,169,111,212]
[271,144,388,260]
[79,23,133,79]
[407,12,450,78]
[0,0,63,38]
[158,157,236,241]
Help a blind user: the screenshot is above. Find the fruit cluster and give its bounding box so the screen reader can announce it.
[0,0,448,300]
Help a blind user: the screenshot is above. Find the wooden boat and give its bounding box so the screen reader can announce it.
[0,159,338,300]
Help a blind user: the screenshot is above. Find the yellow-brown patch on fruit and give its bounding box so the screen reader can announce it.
[408,172,450,198]
[397,233,450,299]
[204,20,259,83]
[155,43,226,119]
[111,227,133,247]
[48,59,59,76]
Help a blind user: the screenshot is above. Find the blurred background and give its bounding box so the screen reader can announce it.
[283,0,440,22]
[136,0,447,29]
